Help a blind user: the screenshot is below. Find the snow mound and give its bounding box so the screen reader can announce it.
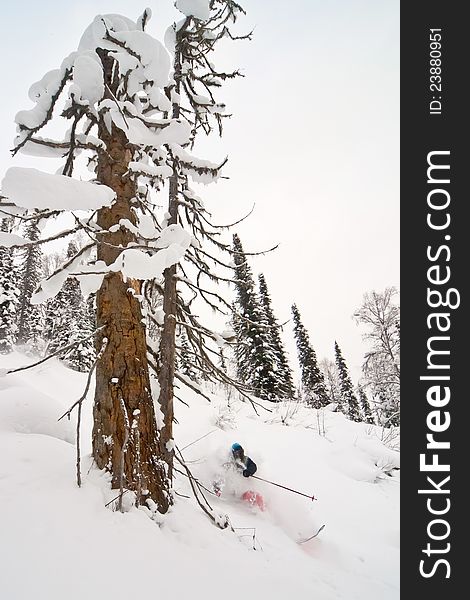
[0,353,399,600]
[0,385,73,443]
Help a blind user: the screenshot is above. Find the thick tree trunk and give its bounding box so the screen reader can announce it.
[92,125,171,512]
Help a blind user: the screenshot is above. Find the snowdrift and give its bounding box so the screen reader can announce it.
[0,352,399,600]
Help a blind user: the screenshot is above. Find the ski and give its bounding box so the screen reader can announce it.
[298,524,325,544]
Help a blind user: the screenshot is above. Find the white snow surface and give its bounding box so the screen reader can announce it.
[0,352,399,600]
[112,30,170,89]
[1,167,115,211]
[78,14,139,53]
[71,52,104,106]
[175,0,211,21]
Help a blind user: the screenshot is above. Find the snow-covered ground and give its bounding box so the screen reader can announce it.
[0,352,399,600]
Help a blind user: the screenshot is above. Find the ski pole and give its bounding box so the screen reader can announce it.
[251,475,316,501]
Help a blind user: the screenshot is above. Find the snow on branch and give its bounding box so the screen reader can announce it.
[169,144,227,182]
[0,225,83,250]
[3,327,104,377]
[100,99,191,147]
[176,0,211,21]
[32,243,95,304]
[13,53,76,155]
[1,168,116,211]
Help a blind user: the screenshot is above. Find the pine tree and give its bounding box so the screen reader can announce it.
[358,385,375,424]
[44,242,96,372]
[232,234,279,401]
[334,341,361,422]
[71,292,96,372]
[178,328,199,383]
[258,273,295,399]
[291,304,330,407]
[375,388,399,427]
[0,218,19,353]
[16,217,44,351]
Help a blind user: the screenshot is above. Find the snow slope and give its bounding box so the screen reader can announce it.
[0,352,399,600]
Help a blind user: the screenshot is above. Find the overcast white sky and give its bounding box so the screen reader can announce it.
[0,0,399,381]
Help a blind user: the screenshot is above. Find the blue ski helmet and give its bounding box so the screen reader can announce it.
[231,442,242,452]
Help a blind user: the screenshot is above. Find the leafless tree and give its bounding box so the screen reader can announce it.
[319,357,343,411]
[354,288,400,426]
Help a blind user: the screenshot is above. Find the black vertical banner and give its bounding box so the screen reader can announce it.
[401,2,466,597]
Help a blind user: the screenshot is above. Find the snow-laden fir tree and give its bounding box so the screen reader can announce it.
[0,218,19,353]
[44,241,95,371]
[178,328,200,383]
[232,234,280,401]
[358,384,375,425]
[258,273,295,399]
[291,304,330,408]
[334,341,361,422]
[354,288,400,426]
[1,4,250,515]
[73,292,96,371]
[319,357,344,412]
[16,217,44,351]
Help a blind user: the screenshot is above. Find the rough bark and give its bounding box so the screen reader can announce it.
[92,123,171,512]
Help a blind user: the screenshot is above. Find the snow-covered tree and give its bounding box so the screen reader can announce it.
[178,328,200,383]
[354,288,400,426]
[1,10,192,510]
[44,242,95,371]
[334,341,361,422]
[258,274,295,399]
[232,235,280,401]
[0,218,19,353]
[318,358,347,413]
[358,385,375,425]
[16,217,43,351]
[1,4,250,515]
[70,294,96,372]
[291,304,329,408]
[319,357,343,410]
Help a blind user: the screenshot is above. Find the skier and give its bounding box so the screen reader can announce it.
[230,442,257,478]
[213,442,258,498]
